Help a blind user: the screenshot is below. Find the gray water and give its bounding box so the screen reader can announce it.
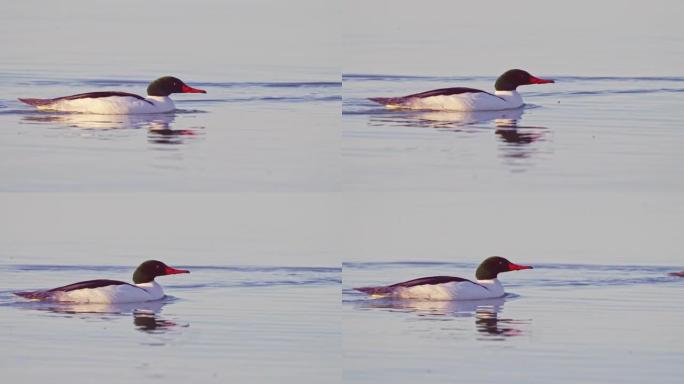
[1,263,340,382]
[2,0,683,383]
[339,73,684,383]
[344,262,683,384]
[342,74,684,192]
[0,76,340,192]
[1,2,341,382]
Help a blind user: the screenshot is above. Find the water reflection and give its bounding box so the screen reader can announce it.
[496,127,544,144]
[495,126,548,162]
[18,299,183,334]
[368,108,525,129]
[133,309,179,334]
[393,108,549,152]
[357,297,526,339]
[21,112,202,145]
[147,125,200,146]
[22,112,176,130]
[366,107,549,165]
[474,308,525,339]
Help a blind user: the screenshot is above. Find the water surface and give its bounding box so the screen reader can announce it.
[0,75,340,192]
[343,74,684,192]
[1,263,341,383]
[343,261,683,383]
[341,73,684,383]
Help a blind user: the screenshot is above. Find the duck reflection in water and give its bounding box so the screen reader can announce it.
[369,107,525,130]
[369,107,548,162]
[405,108,547,147]
[21,112,201,145]
[22,112,176,130]
[133,308,179,333]
[19,299,183,334]
[357,296,526,339]
[490,109,547,158]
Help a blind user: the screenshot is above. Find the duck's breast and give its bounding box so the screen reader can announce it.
[395,279,504,300]
[34,94,174,114]
[408,91,524,111]
[55,282,163,303]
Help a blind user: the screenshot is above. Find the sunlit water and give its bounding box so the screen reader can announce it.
[0,263,341,382]
[339,75,684,267]
[2,1,683,381]
[0,74,340,192]
[343,74,684,192]
[343,261,683,383]
[341,74,684,383]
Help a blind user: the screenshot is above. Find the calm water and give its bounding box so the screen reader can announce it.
[2,1,683,382]
[0,75,340,192]
[340,73,684,383]
[1,263,340,383]
[340,74,684,267]
[344,262,683,383]
[342,74,684,192]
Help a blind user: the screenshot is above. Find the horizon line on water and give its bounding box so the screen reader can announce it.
[3,263,342,273]
[343,260,682,270]
[343,73,684,82]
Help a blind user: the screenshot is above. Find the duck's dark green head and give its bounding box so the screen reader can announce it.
[494,69,554,91]
[132,260,189,284]
[475,256,533,280]
[147,76,206,96]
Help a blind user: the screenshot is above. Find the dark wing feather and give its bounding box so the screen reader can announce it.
[19,91,153,106]
[369,87,501,106]
[355,275,482,296]
[14,279,135,300]
[354,286,395,295]
[389,275,478,287]
[18,98,55,106]
[46,279,132,292]
[404,87,489,98]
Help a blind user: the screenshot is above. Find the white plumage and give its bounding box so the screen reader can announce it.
[387,279,504,300]
[388,91,523,111]
[34,96,175,114]
[49,281,165,304]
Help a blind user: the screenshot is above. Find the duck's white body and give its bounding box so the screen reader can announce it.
[369,69,554,112]
[53,281,165,303]
[19,76,206,115]
[356,256,533,301]
[15,260,189,304]
[392,91,523,111]
[372,279,504,301]
[33,95,175,114]
[16,281,166,304]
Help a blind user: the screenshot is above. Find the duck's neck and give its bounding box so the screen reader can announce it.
[494,90,523,108]
[147,96,172,103]
[476,279,504,296]
[135,281,164,297]
[145,96,175,112]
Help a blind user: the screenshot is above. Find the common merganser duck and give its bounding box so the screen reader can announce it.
[369,69,554,111]
[14,260,189,303]
[355,256,533,300]
[19,76,206,114]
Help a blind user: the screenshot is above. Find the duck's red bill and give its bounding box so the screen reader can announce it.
[164,266,190,275]
[181,84,206,93]
[509,263,533,271]
[529,76,554,84]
